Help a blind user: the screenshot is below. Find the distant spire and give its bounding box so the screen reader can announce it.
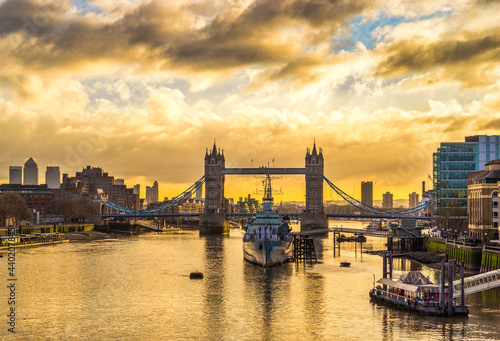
[312,139,317,156]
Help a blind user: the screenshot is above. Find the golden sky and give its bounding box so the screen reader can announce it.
[1,0,500,202]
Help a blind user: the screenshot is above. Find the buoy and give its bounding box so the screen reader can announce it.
[190,271,203,279]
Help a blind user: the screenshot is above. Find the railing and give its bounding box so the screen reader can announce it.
[331,227,391,237]
[376,290,443,306]
[221,168,305,175]
[377,290,408,303]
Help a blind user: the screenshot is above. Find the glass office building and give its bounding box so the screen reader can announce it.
[433,135,500,216]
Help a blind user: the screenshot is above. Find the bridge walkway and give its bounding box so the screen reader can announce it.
[453,269,500,298]
[330,227,391,238]
[135,220,161,231]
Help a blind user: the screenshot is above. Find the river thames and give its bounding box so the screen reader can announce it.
[3,221,500,340]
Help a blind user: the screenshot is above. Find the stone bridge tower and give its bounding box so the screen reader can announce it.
[199,142,229,234]
[301,142,328,230]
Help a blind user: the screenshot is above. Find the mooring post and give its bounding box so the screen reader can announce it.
[448,260,454,316]
[441,260,445,309]
[382,251,387,291]
[389,251,393,279]
[461,260,465,306]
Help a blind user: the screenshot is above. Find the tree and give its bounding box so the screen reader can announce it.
[0,192,28,227]
[54,197,94,223]
[54,198,77,223]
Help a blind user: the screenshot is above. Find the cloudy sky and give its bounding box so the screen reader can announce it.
[1,0,499,202]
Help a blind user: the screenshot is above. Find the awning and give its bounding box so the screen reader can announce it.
[377,278,441,293]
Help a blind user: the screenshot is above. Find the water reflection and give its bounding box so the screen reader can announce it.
[5,230,500,340]
[243,263,294,340]
[202,236,227,340]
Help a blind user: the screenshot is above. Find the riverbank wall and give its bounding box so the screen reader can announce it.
[425,237,500,272]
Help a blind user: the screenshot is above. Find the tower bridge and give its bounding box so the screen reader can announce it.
[101,142,432,234]
[200,142,327,234]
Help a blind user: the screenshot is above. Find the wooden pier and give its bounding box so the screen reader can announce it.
[293,235,317,263]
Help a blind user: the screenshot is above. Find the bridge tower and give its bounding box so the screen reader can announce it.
[301,142,328,231]
[199,142,229,234]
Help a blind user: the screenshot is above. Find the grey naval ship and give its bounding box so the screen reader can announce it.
[242,173,293,267]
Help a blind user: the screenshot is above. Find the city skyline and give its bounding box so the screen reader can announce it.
[1,0,500,201]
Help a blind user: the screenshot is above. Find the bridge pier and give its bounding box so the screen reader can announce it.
[199,213,229,235]
[300,213,328,231]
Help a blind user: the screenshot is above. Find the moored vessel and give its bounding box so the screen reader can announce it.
[369,252,469,316]
[0,233,69,249]
[242,173,293,267]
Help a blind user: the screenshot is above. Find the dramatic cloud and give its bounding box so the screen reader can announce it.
[1,0,500,201]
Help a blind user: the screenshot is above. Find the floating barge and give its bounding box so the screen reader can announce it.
[369,251,469,316]
[0,233,69,249]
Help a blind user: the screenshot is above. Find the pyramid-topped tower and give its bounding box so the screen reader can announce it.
[305,141,324,214]
[204,141,225,213]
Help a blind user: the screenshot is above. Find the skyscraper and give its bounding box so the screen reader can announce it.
[382,192,393,210]
[9,166,22,184]
[146,181,159,203]
[45,166,60,189]
[133,184,140,196]
[409,192,419,209]
[361,181,373,207]
[152,181,159,203]
[23,157,38,185]
[433,135,500,217]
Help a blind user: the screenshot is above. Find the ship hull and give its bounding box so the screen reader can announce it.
[243,239,293,267]
[369,290,469,316]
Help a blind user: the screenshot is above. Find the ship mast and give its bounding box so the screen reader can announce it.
[263,173,273,203]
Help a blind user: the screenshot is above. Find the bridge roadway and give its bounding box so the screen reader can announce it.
[103,212,429,220]
[327,214,430,220]
[221,168,305,175]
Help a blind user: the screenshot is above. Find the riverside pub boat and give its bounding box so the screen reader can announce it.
[369,252,468,316]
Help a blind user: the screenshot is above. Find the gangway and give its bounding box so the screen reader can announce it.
[135,220,161,231]
[453,269,500,298]
[398,226,422,238]
[330,227,391,238]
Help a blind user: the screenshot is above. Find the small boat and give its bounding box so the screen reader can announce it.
[340,262,351,267]
[366,220,382,230]
[242,173,293,267]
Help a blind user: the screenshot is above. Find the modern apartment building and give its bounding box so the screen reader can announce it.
[382,192,393,210]
[361,181,373,207]
[433,135,500,218]
[409,192,419,209]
